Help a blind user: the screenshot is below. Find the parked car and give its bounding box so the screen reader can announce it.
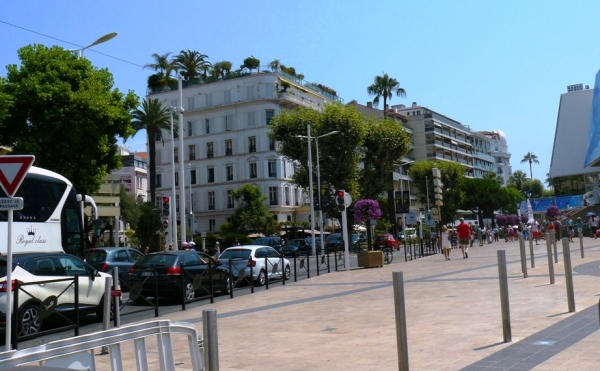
[325,233,343,252]
[250,236,282,251]
[128,251,230,303]
[279,239,311,256]
[0,252,112,335]
[373,234,400,251]
[217,245,290,286]
[85,247,145,289]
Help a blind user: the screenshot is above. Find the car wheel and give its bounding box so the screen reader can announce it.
[284,265,291,280]
[220,276,231,295]
[255,269,266,286]
[19,303,42,336]
[184,282,195,301]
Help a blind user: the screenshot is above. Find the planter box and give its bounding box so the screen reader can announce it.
[357,251,384,268]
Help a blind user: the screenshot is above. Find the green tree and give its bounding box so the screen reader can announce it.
[367,72,406,113]
[129,98,172,203]
[508,170,528,193]
[120,186,142,231]
[521,152,539,180]
[521,179,545,199]
[360,116,411,199]
[173,50,210,82]
[268,102,366,202]
[269,59,281,71]
[498,187,523,215]
[220,184,277,236]
[408,161,466,225]
[136,202,163,252]
[213,61,233,79]
[242,56,260,73]
[0,77,12,125]
[460,178,505,226]
[0,44,138,194]
[144,52,177,87]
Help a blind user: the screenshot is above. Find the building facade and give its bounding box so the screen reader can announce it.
[147,71,341,235]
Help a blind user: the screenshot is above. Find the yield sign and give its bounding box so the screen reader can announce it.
[0,155,35,197]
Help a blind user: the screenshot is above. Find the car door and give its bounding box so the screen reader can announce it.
[22,256,73,307]
[55,255,102,306]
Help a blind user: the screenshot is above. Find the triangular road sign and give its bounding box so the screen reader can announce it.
[0,155,35,197]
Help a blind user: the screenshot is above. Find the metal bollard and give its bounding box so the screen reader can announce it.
[393,271,409,371]
[101,276,112,355]
[497,250,511,343]
[579,231,585,258]
[546,233,555,284]
[552,231,558,263]
[203,309,219,371]
[528,232,535,268]
[113,267,121,327]
[518,233,527,278]
[562,238,576,312]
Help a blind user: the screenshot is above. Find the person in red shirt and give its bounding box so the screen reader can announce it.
[456,218,472,259]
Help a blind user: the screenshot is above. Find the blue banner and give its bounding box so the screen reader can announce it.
[520,195,583,213]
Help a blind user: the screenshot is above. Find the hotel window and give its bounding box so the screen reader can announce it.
[269,186,278,205]
[227,190,234,208]
[226,165,233,181]
[187,121,193,136]
[248,137,256,153]
[247,86,254,100]
[266,109,275,125]
[175,172,179,187]
[269,138,276,151]
[189,145,196,160]
[190,169,197,185]
[155,174,162,188]
[174,148,178,163]
[208,192,215,210]
[175,195,180,212]
[225,139,233,155]
[205,93,212,108]
[155,131,162,141]
[247,111,256,127]
[249,162,257,179]
[284,187,290,206]
[205,118,210,134]
[187,97,194,111]
[294,188,299,206]
[268,160,277,177]
[226,114,234,131]
[207,167,215,183]
[207,142,214,158]
[224,90,231,104]
[209,219,216,232]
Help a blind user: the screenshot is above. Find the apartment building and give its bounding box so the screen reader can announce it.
[146,71,342,235]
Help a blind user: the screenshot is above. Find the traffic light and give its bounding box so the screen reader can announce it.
[336,190,346,211]
[162,196,170,216]
[432,168,443,207]
[321,195,330,211]
[394,191,403,214]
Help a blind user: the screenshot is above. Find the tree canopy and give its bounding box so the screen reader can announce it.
[0,44,139,194]
[220,184,278,237]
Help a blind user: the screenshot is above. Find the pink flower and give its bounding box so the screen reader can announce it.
[353,199,382,223]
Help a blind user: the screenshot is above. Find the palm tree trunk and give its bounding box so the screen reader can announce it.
[529,161,533,180]
[148,133,157,204]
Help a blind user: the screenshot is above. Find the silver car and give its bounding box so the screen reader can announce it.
[217,245,291,286]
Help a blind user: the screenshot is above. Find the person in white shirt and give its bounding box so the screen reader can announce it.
[440,225,451,261]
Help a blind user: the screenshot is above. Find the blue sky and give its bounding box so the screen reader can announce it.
[1,0,598,183]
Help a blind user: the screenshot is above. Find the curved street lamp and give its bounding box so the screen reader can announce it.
[76,32,118,57]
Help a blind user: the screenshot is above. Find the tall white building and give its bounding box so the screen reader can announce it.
[147,71,342,235]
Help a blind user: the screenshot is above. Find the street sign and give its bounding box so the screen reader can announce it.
[424,211,435,227]
[406,209,418,225]
[0,155,35,197]
[0,197,24,211]
[431,207,441,221]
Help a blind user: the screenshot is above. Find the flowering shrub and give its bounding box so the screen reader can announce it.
[507,215,519,226]
[546,205,559,219]
[353,199,382,223]
[496,214,507,227]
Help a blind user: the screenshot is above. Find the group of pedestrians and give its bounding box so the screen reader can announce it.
[439,218,473,261]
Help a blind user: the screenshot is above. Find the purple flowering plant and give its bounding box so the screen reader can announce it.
[353,199,382,223]
[546,205,559,219]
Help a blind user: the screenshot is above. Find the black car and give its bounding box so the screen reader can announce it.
[279,239,311,256]
[128,251,230,303]
[85,247,145,289]
[250,236,282,251]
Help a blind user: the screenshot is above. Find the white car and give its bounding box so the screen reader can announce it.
[0,252,112,336]
[217,245,291,286]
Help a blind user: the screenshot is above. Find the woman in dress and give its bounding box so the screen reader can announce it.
[440,225,451,261]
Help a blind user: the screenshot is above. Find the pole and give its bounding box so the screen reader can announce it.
[497,250,512,343]
[518,232,527,278]
[315,137,325,253]
[203,309,220,371]
[528,229,535,268]
[579,228,584,258]
[546,232,555,284]
[342,208,350,271]
[393,271,409,370]
[552,229,558,263]
[5,209,13,350]
[562,238,576,312]
[189,163,194,238]
[307,125,316,256]
[170,108,178,250]
[178,76,186,246]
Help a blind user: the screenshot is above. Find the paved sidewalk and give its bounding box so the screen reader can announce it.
[97,237,600,370]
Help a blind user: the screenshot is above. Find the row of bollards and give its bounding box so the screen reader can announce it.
[498,231,580,345]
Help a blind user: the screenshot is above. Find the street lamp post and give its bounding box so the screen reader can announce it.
[170,108,178,250]
[297,129,340,255]
[177,76,187,246]
[75,32,118,57]
[189,163,194,238]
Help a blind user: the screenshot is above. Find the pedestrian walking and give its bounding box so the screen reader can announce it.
[213,241,221,259]
[531,220,539,245]
[440,225,451,261]
[568,226,575,242]
[450,228,458,249]
[577,217,583,238]
[457,218,471,259]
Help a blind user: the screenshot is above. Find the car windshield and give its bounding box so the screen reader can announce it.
[374,236,388,242]
[85,249,107,263]
[327,234,341,242]
[219,249,252,260]
[136,254,177,267]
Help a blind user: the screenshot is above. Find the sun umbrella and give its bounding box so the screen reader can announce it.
[584,212,596,217]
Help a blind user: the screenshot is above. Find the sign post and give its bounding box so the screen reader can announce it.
[0,155,35,350]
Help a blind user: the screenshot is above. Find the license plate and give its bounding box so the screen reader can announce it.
[141,271,155,276]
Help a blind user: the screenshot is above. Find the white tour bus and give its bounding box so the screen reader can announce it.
[0,166,93,258]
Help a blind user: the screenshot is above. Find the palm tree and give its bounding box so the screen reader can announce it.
[173,50,211,81]
[509,170,528,192]
[367,73,406,116]
[269,59,281,72]
[520,152,539,180]
[144,52,178,86]
[130,99,172,204]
